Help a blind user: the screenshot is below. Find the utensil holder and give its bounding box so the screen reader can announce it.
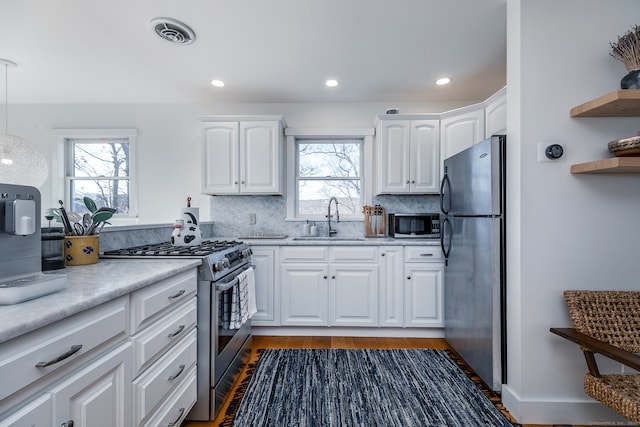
[64,235,99,266]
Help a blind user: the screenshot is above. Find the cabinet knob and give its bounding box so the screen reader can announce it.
[331,275,336,279]
[405,180,410,184]
[234,181,238,185]
[323,275,328,279]
[411,180,415,184]
[61,421,75,427]
[381,253,386,257]
[241,181,245,184]
[407,276,411,280]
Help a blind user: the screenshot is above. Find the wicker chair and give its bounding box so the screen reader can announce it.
[550,290,640,425]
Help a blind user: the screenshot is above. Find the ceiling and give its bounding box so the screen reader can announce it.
[0,0,506,104]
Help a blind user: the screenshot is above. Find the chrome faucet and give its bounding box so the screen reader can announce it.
[326,197,339,237]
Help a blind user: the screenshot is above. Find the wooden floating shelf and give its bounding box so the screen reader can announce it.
[570,90,640,117]
[570,157,640,174]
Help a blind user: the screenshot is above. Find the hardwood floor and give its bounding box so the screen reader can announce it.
[181,336,600,427]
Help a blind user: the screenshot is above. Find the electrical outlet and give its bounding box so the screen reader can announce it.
[537,142,566,162]
[248,213,256,225]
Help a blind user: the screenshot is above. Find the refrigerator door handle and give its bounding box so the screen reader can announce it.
[440,172,450,214]
[441,217,452,266]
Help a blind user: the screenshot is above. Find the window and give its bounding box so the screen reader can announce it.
[52,129,137,219]
[285,129,374,221]
[297,139,362,216]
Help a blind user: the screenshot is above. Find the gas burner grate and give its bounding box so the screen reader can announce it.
[103,240,245,257]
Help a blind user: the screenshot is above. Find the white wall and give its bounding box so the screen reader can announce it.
[503,0,640,424]
[5,101,469,225]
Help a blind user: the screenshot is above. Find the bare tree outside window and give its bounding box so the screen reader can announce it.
[297,140,361,216]
[67,139,131,214]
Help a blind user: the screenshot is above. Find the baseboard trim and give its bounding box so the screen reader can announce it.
[501,384,634,425]
[252,326,445,338]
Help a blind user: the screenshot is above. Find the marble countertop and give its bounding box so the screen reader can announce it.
[232,236,442,246]
[0,259,201,344]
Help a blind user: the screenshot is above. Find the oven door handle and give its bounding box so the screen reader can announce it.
[215,265,255,292]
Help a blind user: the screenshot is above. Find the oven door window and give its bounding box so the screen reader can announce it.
[217,286,238,355]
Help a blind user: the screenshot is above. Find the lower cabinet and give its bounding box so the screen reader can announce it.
[51,342,132,427]
[0,268,198,427]
[280,262,329,326]
[404,246,444,327]
[251,246,279,326]
[379,246,404,327]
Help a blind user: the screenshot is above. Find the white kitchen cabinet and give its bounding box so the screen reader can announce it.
[51,342,132,427]
[0,395,51,427]
[130,269,197,426]
[484,86,507,138]
[404,246,444,327]
[329,247,378,326]
[440,105,485,162]
[251,246,279,326]
[279,246,379,327]
[378,246,404,327]
[375,116,440,194]
[200,116,285,195]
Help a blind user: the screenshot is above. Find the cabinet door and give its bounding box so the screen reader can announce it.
[0,394,52,427]
[404,263,444,327]
[280,264,329,326]
[240,121,282,194]
[51,342,132,427]
[251,247,279,325]
[440,108,485,161]
[379,246,404,327]
[410,120,440,193]
[201,122,239,194]
[330,264,378,326]
[485,88,507,138]
[377,120,411,193]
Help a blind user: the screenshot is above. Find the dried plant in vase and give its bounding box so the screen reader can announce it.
[610,25,640,89]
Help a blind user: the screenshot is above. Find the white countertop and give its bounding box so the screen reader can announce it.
[234,236,442,246]
[0,259,201,344]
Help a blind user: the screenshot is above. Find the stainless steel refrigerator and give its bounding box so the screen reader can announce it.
[440,135,506,392]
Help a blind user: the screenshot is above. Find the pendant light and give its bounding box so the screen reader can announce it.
[0,58,48,188]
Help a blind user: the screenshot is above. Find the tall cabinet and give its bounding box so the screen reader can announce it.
[375,115,440,194]
[200,116,286,195]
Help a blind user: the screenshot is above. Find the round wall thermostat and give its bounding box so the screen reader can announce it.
[545,144,564,160]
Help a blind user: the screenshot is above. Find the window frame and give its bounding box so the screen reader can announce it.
[285,128,374,222]
[51,129,138,222]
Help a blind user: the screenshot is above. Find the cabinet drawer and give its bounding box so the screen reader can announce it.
[329,246,378,263]
[132,297,196,377]
[280,246,329,262]
[133,330,197,426]
[404,246,442,262]
[0,297,128,401]
[141,365,197,427]
[130,269,197,334]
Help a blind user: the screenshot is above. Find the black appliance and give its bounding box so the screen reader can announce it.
[102,239,253,420]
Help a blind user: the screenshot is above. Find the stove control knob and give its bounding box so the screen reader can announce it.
[223,258,231,268]
[241,248,253,258]
[214,261,225,272]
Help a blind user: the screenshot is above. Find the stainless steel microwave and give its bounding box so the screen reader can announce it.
[388,213,440,239]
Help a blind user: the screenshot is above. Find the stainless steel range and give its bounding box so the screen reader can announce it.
[102,239,253,421]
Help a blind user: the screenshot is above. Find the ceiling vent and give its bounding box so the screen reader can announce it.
[149,18,196,45]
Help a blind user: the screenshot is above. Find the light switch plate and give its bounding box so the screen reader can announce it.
[538,142,566,162]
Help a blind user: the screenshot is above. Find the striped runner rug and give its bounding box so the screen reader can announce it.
[225,348,517,426]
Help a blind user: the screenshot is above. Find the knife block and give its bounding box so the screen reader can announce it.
[362,205,386,237]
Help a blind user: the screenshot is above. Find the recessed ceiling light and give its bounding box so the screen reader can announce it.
[211,79,225,87]
[436,77,452,86]
[325,79,339,87]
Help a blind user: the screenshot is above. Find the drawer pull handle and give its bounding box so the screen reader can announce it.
[36,345,82,368]
[167,408,185,426]
[420,253,434,257]
[168,289,186,300]
[61,420,74,427]
[168,364,186,381]
[168,325,185,338]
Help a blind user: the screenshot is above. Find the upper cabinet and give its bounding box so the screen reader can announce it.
[375,116,440,194]
[569,90,640,174]
[484,86,507,138]
[440,104,486,161]
[200,116,286,194]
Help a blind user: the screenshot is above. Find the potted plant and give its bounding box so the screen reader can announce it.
[610,24,640,89]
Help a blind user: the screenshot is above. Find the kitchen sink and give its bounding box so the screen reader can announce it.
[292,236,367,241]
